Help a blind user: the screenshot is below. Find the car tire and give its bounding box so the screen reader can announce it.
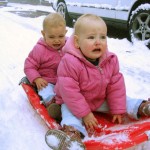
[56,2,73,27]
[129,4,150,47]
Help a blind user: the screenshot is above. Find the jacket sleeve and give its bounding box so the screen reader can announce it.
[106,56,126,115]
[24,45,42,83]
[55,55,91,118]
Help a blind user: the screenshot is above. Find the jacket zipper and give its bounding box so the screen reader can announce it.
[96,66,103,94]
[97,65,103,74]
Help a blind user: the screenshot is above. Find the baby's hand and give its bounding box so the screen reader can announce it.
[112,114,122,124]
[83,112,98,130]
[34,77,48,90]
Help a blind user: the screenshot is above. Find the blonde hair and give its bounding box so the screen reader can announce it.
[43,13,66,31]
[74,14,107,35]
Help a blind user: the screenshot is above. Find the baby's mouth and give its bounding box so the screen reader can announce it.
[93,48,101,52]
[53,44,61,47]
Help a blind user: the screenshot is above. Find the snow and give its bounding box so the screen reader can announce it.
[0,2,150,150]
[145,131,150,140]
[46,135,60,147]
[69,141,85,150]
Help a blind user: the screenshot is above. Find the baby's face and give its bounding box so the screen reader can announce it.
[42,26,67,50]
[74,20,107,61]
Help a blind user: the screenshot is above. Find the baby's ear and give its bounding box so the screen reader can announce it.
[65,29,68,34]
[74,35,79,48]
[41,30,45,37]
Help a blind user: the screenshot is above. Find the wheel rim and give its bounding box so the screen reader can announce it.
[57,5,65,18]
[132,12,150,41]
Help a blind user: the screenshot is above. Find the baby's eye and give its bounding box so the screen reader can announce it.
[49,36,54,39]
[100,36,106,39]
[59,35,65,38]
[88,36,94,39]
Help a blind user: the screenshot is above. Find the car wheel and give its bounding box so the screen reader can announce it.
[57,2,73,27]
[129,4,150,47]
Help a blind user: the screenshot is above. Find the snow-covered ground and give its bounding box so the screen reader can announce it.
[0,3,150,150]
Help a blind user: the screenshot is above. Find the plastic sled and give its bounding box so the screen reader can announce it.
[19,77,150,150]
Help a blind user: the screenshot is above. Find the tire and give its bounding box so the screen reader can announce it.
[129,4,150,47]
[56,2,73,27]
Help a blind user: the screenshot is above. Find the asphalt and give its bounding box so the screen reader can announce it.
[9,10,49,18]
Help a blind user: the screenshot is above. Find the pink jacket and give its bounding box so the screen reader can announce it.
[55,35,126,118]
[24,38,64,84]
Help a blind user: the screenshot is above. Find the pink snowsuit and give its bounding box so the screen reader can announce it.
[55,35,126,118]
[24,38,65,84]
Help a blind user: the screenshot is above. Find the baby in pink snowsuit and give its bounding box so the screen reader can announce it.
[24,13,67,106]
[45,14,150,150]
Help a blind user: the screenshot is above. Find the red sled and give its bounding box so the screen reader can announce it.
[20,77,150,150]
